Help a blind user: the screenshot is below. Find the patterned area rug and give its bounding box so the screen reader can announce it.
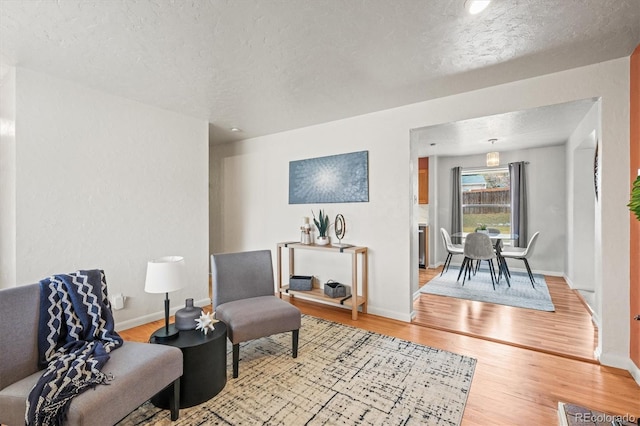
[420,266,555,311]
[118,316,476,425]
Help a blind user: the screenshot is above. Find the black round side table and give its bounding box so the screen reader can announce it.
[150,322,227,408]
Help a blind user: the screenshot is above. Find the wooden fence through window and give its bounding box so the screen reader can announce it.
[463,188,510,214]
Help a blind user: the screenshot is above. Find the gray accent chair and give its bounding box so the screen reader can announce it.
[0,283,183,426]
[456,232,499,289]
[211,249,301,378]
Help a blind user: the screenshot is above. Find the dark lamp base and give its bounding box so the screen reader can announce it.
[153,324,180,342]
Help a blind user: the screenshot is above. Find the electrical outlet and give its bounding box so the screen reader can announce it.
[110,293,125,310]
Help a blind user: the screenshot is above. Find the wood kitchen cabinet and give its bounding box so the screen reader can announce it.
[418,157,429,204]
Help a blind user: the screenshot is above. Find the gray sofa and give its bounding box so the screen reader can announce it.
[0,283,183,426]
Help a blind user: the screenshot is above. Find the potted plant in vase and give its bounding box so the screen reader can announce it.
[475,224,488,234]
[312,209,331,246]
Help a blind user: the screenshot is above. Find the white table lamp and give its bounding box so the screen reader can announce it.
[145,256,185,341]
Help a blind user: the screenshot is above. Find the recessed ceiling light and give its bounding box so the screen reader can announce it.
[230,127,241,132]
[464,0,491,14]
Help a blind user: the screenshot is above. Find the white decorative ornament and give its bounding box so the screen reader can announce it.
[195,311,218,335]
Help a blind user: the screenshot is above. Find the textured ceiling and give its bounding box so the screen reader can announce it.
[413,98,598,157]
[0,0,639,145]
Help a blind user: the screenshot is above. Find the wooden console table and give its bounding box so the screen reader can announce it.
[276,242,368,320]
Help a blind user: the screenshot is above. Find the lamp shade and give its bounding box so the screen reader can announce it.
[144,256,185,294]
[486,151,499,167]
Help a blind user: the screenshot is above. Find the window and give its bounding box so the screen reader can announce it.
[461,168,511,234]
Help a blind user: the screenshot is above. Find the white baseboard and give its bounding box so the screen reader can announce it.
[629,360,640,387]
[590,310,601,329]
[277,292,412,323]
[413,289,421,301]
[115,297,211,332]
[597,350,636,372]
[594,345,602,361]
[367,306,412,322]
[562,274,574,288]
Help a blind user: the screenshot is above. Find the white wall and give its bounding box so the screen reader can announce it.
[432,145,567,276]
[9,68,210,328]
[566,103,599,297]
[0,67,16,289]
[211,121,411,321]
[211,57,631,369]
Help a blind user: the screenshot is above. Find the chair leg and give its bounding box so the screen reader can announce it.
[169,377,180,421]
[523,258,535,288]
[497,256,510,287]
[503,258,511,287]
[462,261,468,286]
[232,343,240,378]
[292,329,299,358]
[441,253,452,276]
[488,260,496,290]
[457,258,467,282]
[462,258,473,286]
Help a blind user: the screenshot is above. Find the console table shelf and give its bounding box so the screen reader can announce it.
[276,242,368,320]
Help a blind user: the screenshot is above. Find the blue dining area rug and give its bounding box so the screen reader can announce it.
[420,266,555,311]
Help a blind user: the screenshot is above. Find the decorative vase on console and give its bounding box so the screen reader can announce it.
[312,209,331,246]
[175,298,202,330]
[316,236,330,246]
[300,216,312,245]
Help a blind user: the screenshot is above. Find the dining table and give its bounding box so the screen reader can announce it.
[452,231,518,285]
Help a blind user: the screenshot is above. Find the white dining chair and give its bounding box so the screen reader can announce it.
[500,231,540,288]
[440,228,464,276]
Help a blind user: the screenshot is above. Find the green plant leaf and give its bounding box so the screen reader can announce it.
[312,209,330,236]
[629,175,640,221]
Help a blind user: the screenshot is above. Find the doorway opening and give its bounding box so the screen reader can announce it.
[409,99,599,363]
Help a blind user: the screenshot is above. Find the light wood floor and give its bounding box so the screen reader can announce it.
[120,297,640,425]
[416,266,598,362]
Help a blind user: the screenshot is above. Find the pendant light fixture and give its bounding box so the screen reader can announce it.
[486,139,499,167]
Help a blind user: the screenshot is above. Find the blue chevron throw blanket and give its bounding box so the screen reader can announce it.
[26,270,123,426]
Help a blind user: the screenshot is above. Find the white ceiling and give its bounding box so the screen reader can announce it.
[1,0,639,145]
[412,98,598,157]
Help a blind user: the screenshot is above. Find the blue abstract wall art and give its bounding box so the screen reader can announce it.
[289,151,369,204]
